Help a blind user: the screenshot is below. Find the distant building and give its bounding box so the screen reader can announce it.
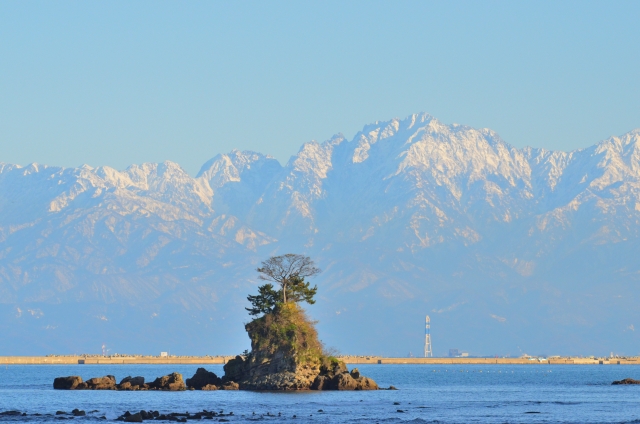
[160,352,168,357]
[449,349,460,357]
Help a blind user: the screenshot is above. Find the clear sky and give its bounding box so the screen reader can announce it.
[1,0,639,175]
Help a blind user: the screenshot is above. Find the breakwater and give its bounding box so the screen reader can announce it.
[1,356,639,365]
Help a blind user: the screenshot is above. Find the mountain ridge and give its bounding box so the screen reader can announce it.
[1,113,639,356]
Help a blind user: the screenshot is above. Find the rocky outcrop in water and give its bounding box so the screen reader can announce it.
[78,376,117,390]
[612,378,640,385]
[148,373,185,391]
[53,376,83,390]
[186,368,221,390]
[220,303,379,391]
[53,373,185,391]
[118,376,145,390]
[116,410,235,422]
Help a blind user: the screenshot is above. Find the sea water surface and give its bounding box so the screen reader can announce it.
[1,364,639,423]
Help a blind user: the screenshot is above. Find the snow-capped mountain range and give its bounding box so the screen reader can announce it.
[2,113,639,356]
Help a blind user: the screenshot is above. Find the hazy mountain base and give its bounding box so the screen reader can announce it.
[1,113,639,356]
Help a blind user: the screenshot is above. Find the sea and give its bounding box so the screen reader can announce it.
[1,364,639,423]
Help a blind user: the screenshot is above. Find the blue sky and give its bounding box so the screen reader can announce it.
[1,0,639,174]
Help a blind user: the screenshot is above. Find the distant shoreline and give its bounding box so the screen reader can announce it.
[1,356,639,365]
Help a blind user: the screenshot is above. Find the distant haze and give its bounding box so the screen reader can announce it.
[1,113,639,357]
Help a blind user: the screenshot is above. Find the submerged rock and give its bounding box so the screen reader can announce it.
[612,378,640,385]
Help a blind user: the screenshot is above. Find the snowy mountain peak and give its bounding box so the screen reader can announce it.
[2,114,640,355]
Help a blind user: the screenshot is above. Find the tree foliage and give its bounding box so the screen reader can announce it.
[256,253,321,304]
[246,254,321,317]
[286,275,317,305]
[245,283,280,316]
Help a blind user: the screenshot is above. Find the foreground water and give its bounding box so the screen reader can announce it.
[1,364,639,423]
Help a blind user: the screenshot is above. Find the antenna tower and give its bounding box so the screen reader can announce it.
[424,315,433,357]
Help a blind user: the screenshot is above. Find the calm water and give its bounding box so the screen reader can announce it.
[1,364,639,423]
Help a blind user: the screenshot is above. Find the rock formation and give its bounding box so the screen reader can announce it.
[53,373,184,391]
[186,368,222,390]
[53,376,83,390]
[221,303,378,391]
[118,376,145,390]
[78,376,117,390]
[148,372,185,391]
[612,378,640,385]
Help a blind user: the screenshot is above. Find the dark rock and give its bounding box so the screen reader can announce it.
[355,376,379,390]
[612,378,640,385]
[53,376,83,390]
[222,356,246,383]
[350,368,360,379]
[149,373,185,391]
[332,372,358,390]
[220,381,239,390]
[56,411,67,415]
[186,368,222,390]
[332,361,348,375]
[71,409,86,417]
[118,376,144,390]
[84,376,117,390]
[0,411,22,416]
[124,412,142,422]
[310,375,329,390]
[118,382,133,391]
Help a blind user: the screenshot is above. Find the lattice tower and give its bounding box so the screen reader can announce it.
[424,315,433,357]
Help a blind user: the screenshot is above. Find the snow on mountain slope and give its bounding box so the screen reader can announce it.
[1,114,639,356]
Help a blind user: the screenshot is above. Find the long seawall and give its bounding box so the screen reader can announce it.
[1,356,639,365]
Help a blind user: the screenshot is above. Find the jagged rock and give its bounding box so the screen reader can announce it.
[186,368,222,389]
[355,376,379,390]
[222,356,246,383]
[118,382,132,391]
[220,304,379,391]
[201,384,218,390]
[310,375,330,390]
[124,413,142,422]
[82,376,117,390]
[332,372,358,390]
[220,381,239,390]
[120,376,144,386]
[350,368,360,379]
[612,378,640,385]
[53,376,83,390]
[148,373,185,391]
